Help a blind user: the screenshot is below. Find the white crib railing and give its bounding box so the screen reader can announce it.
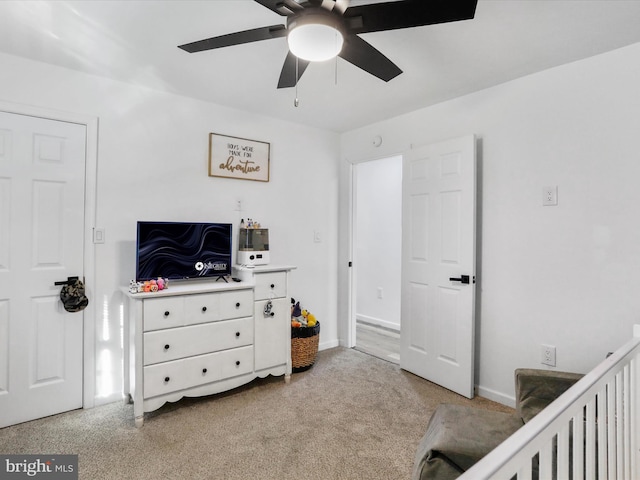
[461,325,640,480]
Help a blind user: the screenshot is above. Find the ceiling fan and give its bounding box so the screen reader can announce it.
[178,0,478,89]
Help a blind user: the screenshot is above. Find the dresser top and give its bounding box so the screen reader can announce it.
[123,279,253,299]
[233,264,296,273]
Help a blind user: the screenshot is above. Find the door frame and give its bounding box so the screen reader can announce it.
[345,151,404,349]
[0,100,98,409]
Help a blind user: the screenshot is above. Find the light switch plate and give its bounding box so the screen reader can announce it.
[93,228,105,244]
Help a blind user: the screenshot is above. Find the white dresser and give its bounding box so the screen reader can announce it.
[123,265,294,427]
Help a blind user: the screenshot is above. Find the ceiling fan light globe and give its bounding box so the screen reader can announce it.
[288,23,344,62]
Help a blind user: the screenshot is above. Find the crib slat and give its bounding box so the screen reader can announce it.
[539,441,553,480]
[586,398,597,480]
[557,423,570,478]
[607,379,617,479]
[573,410,585,480]
[598,387,608,479]
[631,356,639,480]
[616,370,624,479]
[517,465,532,480]
[623,364,630,480]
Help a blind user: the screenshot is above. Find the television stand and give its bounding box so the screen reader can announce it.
[214,275,228,283]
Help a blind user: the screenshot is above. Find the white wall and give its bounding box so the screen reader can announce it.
[354,156,402,330]
[0,51,340,405]
[5,38,640,409]
[340,42,640,405]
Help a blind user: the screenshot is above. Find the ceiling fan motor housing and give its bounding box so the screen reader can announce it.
[287,8,347,61]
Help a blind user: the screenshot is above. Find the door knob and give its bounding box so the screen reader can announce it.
[449,275,472,284]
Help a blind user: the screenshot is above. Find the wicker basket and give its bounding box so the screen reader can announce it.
[291,321,320,373]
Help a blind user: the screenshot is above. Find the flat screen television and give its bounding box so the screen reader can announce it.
[136,221,232,281]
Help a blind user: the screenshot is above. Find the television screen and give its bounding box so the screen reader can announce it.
[136,222,232,281]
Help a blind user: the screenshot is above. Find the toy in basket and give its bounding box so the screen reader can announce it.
[291,299,320,372]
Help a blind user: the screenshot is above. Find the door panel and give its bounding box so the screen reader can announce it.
[32,180,66,267]
[0,178,9,269]
[406,282,429,353]
[400,135,476,398]
[0,111,86,428]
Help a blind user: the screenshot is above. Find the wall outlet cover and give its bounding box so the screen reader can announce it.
[541,344,556,367]
[542,186,558,206]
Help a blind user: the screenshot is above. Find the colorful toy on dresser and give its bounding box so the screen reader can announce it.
[129,277,169,294]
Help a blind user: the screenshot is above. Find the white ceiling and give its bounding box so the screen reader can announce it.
[1,0,640,133]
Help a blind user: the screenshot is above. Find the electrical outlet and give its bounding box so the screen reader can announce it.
[542,186,558,206]
[377,287,383,299]
[541,344,556,367]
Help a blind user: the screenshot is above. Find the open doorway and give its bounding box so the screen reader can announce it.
[352,155,402,364]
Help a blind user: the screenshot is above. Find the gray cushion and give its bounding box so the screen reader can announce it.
[515,369,583,423]
[412,404,523,480]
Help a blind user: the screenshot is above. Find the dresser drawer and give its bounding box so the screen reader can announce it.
[254,272,287,300]
[218,289,254,320]
[143,297,184,331]
[143,317,254,366]
[143,346,254,398]
[182,292,222,326]
[184,289,253,325]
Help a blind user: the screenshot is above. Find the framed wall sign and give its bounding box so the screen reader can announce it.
[208,133,270,182]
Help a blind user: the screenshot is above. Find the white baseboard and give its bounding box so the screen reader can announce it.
[356,314,400,332]
[319,339,340,351]
[476,384,516,408]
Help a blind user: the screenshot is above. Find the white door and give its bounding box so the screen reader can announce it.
[400,135,476,398]
[0,111,87,427]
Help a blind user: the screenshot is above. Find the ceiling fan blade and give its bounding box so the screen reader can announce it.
[254,0,304,16]
[338,34,402,82]
[178,25,287,53]
[344,0,477,34]
[277,51,311,88]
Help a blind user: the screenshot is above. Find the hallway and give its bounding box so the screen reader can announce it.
[354,321,400,365]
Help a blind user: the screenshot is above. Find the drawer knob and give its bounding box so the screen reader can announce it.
[164,344,170,350]
[270,284,275,289]
[202,306,207,312]
[235,302,240,308]
[164,311,170,317]
[164,376,170,383]
[235,361,240,366]
[235,331,240,337]
[202,368,207,374]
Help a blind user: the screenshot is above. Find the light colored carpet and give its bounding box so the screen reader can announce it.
[0,347,513,479]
